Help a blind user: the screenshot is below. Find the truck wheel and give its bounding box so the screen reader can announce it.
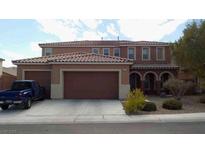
[24,97,32,109]
[1,105,9,110]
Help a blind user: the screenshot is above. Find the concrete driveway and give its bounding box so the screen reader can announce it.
[0,99,125,123]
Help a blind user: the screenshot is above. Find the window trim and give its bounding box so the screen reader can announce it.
[44,48,52,56]
[103,48,110,56]
[141,47,151,61]
[113,48,121,57]
[156,47,165,61]
[92,48,99,54]
[127,47,136,60]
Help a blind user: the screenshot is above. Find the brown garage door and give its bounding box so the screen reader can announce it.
[25,71,51,98]
[64,72,119,99]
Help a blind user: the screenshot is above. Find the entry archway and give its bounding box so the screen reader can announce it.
[160,71,174,88]
[144,72,157,94]
[130,72,142,91]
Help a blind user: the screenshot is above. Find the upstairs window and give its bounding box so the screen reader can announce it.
[113,48,120,57]
[156,47,165,60]
[142,47,150,60]
[92,48,99,54]
[103,48,110,56]
[128,47,135,59]
[44,48,52,56]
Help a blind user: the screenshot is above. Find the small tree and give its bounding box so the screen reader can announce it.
[172,20,205,88]
[163,78,194,100]
[124,89,146,114]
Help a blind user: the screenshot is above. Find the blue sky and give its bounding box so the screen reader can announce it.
[0,19,189,67]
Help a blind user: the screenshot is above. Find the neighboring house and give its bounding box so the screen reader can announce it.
[12,40,179,99]
[0,59,17,90]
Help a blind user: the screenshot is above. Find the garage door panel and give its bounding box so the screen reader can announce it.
[25,71,51,98]
[64,72,118,99]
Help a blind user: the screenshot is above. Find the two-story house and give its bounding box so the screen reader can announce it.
[12,40,179,99]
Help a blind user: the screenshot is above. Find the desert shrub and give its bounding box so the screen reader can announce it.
[124,89,146,115]
[199,95,205,104]
[163,78,194,100]
[142,102,157,112]
[162,99,182,110]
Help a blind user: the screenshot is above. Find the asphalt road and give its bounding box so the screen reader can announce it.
[0,122,205,134]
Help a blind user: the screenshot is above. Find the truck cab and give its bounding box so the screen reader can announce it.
[0,80,45,110]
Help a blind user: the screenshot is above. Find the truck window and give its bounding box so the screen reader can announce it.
[11,82,32,91]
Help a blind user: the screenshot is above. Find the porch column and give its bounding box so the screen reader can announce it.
[156,80,161,95]
[141,80,145,93]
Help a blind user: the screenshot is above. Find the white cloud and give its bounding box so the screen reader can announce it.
[81,19,102,29]
[118,19,187,41]
[98,31,108,38]
[36,19,103,41]
[81,31,100,40]
[30,42,41,52]
[36,19,79,41]
[1,50,27,67]
[36,19,186,42]
[107,23,118,36]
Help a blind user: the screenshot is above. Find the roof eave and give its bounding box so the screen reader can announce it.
[12,62,49,65]
[13,62,133,65]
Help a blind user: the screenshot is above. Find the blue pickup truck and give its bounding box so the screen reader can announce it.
[0,80,45,110]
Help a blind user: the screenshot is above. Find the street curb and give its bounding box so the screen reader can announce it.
[1,112,205,125]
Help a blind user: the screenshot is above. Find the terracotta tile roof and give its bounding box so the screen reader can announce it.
[132,64,179,69]
[122,41,169,46]
[12,52,132,65]
[39,40,169,47]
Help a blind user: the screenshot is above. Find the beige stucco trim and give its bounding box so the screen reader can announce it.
[56,68,129,99]
[51,84,63,99]
[119,84,130,99]
[22,69,51,80]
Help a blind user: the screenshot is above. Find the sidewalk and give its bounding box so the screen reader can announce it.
[1,112,205,124]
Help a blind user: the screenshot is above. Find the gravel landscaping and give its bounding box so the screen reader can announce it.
[122,95,205,115]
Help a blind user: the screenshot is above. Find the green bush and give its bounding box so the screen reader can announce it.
[162,99,182,110]
[199,95,205,104]
[124,89,146,115]
[142,102,157,112]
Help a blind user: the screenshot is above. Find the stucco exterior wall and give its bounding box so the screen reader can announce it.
[16,64,131,99]
[51,64,130,85]
[17,65,51,80]
[43,46,172,65]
